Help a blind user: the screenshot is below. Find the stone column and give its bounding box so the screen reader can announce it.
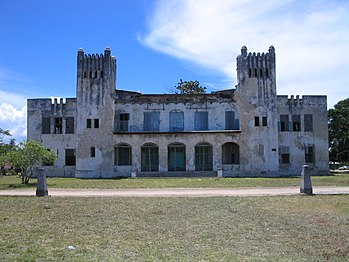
[36,167,48,197]
[300,165,313,195]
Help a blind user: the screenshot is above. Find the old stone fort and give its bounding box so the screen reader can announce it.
[27,46,329,178]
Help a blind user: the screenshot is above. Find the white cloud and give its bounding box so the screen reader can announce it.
[141,0,349,108]
[0,103,27,141]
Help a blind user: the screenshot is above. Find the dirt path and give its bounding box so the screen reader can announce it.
[0,187,348,197]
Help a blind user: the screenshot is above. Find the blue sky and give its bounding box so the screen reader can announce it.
[1,0,348,141]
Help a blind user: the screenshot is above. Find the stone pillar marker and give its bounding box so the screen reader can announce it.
[36,167,48,197]
[300,165,313,195]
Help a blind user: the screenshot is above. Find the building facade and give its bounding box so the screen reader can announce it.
[27,46,329,178]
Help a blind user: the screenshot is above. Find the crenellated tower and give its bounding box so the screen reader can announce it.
[76,47,116,107]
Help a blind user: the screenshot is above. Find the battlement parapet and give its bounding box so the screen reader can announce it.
[277,95,327,108]
[27,98,76,113]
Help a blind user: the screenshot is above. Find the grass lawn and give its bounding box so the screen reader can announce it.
[0,195,348,261]
[1,173,349,190]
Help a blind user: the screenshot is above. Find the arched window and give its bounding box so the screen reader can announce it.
[195,142,213,171]
[89,71,92,78]
[114,143,132,166]
[222,142,240,164]
[141,143,159,172]
[254,68,257,77]
[95,71,98,78]
[83,71,87,78]
[100,70,104,78]
[168,143,185,171]
[170,110,184,131]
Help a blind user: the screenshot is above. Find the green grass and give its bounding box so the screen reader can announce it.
[1,173,349,190]
[0,195,348,261]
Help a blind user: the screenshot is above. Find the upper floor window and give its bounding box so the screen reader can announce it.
[90,147,96,158]
[115,113,129,131]
[42,117,51,134]
[87,119,92,128]
[170,110,184,131]
[94,119,99,128]
[254,116,260,127]
[304,114,313,132]
[279,115,290,132]
[262,116,267,126]
[292,115,301,131]
[195,111,208,131]
[87,118,99,129]
[65,117,75,134]
[144,112,160,131]
[54,117,62,134]
[225,111,239,130]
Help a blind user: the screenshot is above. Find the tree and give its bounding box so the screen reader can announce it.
[0,140,56,184]
[0,128,14,156]
[328,98,349,162]
[173,79,207,94]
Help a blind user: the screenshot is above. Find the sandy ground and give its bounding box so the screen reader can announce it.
[0,187,348,197]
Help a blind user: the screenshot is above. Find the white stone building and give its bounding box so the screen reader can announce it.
[27,46,329,178]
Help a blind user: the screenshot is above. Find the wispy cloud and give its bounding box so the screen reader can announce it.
[141,0,349,107]
[0,103,27,141]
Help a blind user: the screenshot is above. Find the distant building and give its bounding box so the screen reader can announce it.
[27,46,329,178]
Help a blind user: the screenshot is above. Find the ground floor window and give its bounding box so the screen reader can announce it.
[222,142,239,164]
[168,143,186,171]
[114,144,132,166]
[195,143,213,171]
[279,146,290,164]
[141,143,159,172]
[65,149,76,166]
[305,145,314,163]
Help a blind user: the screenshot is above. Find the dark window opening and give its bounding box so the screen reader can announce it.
[100,71,103,78]
[262,116,267,126]
[281,154,290,164]
[83,71,87,78]
[89,71,92,78]
[65,117,74,134]
[248,69,252,78]
[292,115,301,131]
[222,142,240,164]
[42,117,51,134]
[255,116,260,127]
[90,147,96,158]
[168,143,186,171]
[87,119,92,128]
[266,68,269,78]
[114,144,132,166]
[305,145,314,163]
[260,68,263,77]
[279,115,290,131]
[65,149,76,166]
[304,114,313,132]
[54,117,62,134]
[95,71,98,78]
[141,143,159,172]
[94,119,99,128]
[254,68,257,77]
[195,143,213,171]
[279,146,290,164]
